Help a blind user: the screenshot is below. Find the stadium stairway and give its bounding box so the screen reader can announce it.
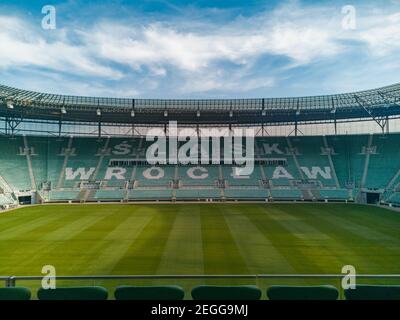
[286,137,305,181]
[322,136,340,188]
[56,136,74,189]
[22,136,37,190]
[310,189,321,200]
[366,134,400,191]
[0,175,14,194]
[0,137,32,192]
[361,135,374,189]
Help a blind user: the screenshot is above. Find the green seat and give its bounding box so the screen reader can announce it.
[344,285,400,300]
[267,285,339,300]
[0,287,31,300]
[114,285,185,300]
[191,285,262,300]
[37,286,108,300]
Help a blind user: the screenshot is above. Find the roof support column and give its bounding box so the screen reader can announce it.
[386,116,390,134]
[98,121,101,139]
[58,119,62,137]
[131,99,135,137]
[294,99,300,137]
[5,115,22,137]
[261,124,269,136]
[334,118,337,135]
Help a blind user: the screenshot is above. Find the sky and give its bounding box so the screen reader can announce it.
[0,0,400,98]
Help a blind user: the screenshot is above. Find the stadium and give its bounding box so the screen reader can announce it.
[0,81,400,301]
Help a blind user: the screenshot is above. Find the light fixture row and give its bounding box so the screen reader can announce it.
[53,107,272,118]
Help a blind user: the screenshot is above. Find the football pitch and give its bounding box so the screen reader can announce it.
[1,203,400,279]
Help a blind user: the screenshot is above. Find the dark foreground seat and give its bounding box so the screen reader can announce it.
[0,287,31,300]
[267,285,339,300]
[37,286,108,300]
[114,285,185,300]
[191,285,262,300]
[344,285,400,300]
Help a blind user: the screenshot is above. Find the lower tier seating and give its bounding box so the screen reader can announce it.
[1,284,399,300]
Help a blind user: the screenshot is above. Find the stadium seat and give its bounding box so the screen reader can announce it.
[37,286,108,300]
[191,285,262,300]
[114,285,185,300]
[267,285,339,300]
[344,285,400,300]
[4,133,400,204]
[0,287,31,300]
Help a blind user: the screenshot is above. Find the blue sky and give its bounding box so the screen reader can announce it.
[0,0,400,98]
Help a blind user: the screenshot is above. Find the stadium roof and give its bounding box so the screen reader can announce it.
[1,83,400,126]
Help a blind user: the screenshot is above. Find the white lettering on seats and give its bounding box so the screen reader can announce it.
[301,167,332,179]
[104,167,126,180]
[143,167,164,180]
[231,169,250,179]
[272,166,293,179]
[263,143,284,155]
[187,167,208,179]
[65,167,95,180]
[112,141,132,155]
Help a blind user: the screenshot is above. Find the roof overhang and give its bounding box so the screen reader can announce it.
[1,83,400,125]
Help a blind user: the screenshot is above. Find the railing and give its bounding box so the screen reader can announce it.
[3,274,400,299]
[5,274,400,284]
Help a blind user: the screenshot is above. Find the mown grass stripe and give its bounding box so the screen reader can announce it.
[299,206,400,273]
[321,204,400,240]
[28,206,154,275]
[110,208,177,275]
[242,204,327,274]
[0,213,66,240]
[223,209,296,274]
[157,206,204,275]
[81,214,154,275]
[10,214,110,274]
[265,206,347,273]
[200,205,250,275]
[0,203,400,280]
[4,205,135,275]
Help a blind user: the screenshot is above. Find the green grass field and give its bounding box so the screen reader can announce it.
[1,203,400,275]
[1,203,400,295]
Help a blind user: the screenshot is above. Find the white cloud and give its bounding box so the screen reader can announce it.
[178,67,275,95]
[355,12,400,56]
[84,11,342,73]
[0,16,122,79]
[0,1,400,97]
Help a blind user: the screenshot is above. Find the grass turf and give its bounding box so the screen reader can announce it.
[0,203,400,295]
